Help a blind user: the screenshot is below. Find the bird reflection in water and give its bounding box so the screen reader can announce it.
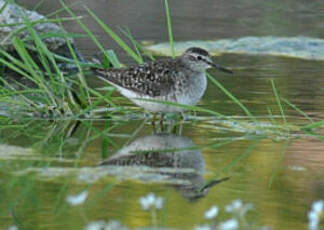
[100,132,229,201]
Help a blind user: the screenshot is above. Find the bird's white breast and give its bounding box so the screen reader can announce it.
[113,73,207,113]
[175,72,207,107]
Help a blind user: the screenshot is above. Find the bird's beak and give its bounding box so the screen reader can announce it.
[210,62,233,74]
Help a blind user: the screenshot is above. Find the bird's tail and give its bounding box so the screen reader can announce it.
[91,67,106,75]
[91,67,111,82]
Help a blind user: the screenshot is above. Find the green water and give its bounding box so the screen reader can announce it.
[2,0,324,229]
[1,54,323,229]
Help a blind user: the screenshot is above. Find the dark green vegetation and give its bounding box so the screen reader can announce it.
[1,0,324,229]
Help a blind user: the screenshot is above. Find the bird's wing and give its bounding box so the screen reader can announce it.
[93,60,177,97]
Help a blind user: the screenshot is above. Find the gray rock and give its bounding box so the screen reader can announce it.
[145,36,324,61]
[0,0,70,51]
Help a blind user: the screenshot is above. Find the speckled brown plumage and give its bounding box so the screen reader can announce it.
[93,58,187,97]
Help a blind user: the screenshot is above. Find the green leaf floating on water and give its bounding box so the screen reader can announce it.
[145,36,324,60]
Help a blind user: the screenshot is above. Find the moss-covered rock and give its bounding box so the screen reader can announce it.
[145,36,324,61]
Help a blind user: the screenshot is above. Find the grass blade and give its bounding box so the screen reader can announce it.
[59,0,108,63]
[164,0,175,58]
[104,50,121,68]
[46,0,85,18]
[282,98,313,123]
[118,27,144,63]
[271,79,286,124]
[33,0,46,10]
[303,121,324,129]
[0,0,11,14]
[0,55,33,81]
[207,73,256,122]
[217,138,260,177]
[268,140,290,188]
[84,6,142,64]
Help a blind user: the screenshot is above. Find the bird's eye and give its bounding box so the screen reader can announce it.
[197,56,202,60]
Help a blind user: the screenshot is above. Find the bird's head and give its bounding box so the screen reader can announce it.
[181,47,233,74]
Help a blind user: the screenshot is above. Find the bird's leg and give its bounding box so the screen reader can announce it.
[170,112,185,135]
[152,113,157,130]
[172,122,177,134]
[159,113,165,131]
[66,120,81,138]
[178,120,183,135]
[180,112,186,121]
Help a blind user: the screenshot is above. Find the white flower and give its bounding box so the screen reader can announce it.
[84,221,107,230]
[139,193,154,210]
[7,226,18,230]
[219,218,239,230]
[194,224,212,230]
[139,193,163,210]
[66,190,88,206]
[204,205,219,219]
[84,220,128,230]
[308,200,324,230]
[225,200,242,212]
[289,165,306,171]
[312,200,324,212]
[154,196,163,210]
[225,199,253,216]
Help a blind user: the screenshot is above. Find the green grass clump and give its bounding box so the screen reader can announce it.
[0,1,126,119]
[0,33,105,119]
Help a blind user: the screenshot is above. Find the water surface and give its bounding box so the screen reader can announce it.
[1,0,324,229]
